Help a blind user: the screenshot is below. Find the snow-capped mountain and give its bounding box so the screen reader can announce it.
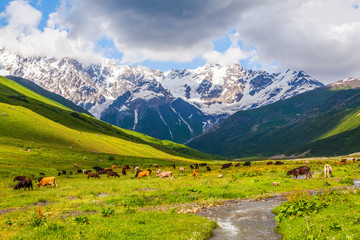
[0,48,324,143]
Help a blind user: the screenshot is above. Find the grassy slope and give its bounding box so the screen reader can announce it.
[189,87,360,158]
[6,76,92,115]
[0,76,222,160]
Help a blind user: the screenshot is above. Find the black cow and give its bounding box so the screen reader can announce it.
[58,172,61,176]
[37,177,43,183]
[221,163,233,169]
[267,161,273,165]
[194,163,199,169]
[13,175,26,181]
[244,161,251,166]
[199,163,207,167]
[275,161,284,165]
[76,169,82,174]
[234,163,241,167]
[206,166,211,171]
[93,166,104,171]
[62,170,66,175]
[190,165,194,169]
[14,178,33,190]
[39,172,45,176]
[69,171,73,175]
[171,164,176,169]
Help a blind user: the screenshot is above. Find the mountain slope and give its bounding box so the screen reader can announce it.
[0,48,324,143]
[188,85,360,158]
[0,76,222,160]
[6,76,92,115]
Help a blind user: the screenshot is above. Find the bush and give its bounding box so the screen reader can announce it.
[101,207,115,217]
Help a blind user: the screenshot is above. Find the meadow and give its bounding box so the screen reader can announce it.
[1,147,360,239]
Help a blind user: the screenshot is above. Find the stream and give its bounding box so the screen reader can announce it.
[197,199,283,240]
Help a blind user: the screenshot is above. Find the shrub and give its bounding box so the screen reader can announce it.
[73,215,90,224]
[101,207,115,217]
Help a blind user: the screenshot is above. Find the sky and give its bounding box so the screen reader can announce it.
[0,0,359,84]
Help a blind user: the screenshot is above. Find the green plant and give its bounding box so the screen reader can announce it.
[340,177,354,185]
[73,215,90,224]
[101,207,115,217]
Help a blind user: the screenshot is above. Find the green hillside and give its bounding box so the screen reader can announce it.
[188,87,360,158]
[6,76,92,115]
[0,76,222,161]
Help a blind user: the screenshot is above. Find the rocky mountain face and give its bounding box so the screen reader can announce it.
[0,48,324,143]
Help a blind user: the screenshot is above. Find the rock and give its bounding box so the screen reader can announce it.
[2,112,8,116]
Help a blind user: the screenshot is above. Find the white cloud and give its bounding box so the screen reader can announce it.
[203,32,248,66]
[0,0,360,83]
[0,0,104,63]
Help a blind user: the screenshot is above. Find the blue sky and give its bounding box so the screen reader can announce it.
[0,0,359,83]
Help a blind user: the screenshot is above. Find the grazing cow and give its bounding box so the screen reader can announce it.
[199,163,207,167]
[190,165,194,169]
[73,163,78,168]
[37,177,43,183]
[93,166,104,171]
[235,163,241,167]
[69,171,73,175]
[62,170,66,175]
[58,172,61,176]
[275,161,284,165]
[192,169,199,178]
[272,182,280,186]
[107,171,120,178]
[87,172,100,179]
[243,161,251,166]
[76,169,82,174]
[340,159,347,164]
[135,169,152,179]
[324,164,333,178]
[84,170,92,174]
[287,166,311,179]
[97,169,107,174]
[36,177,57,188]
[122,165,130,175]
[14,178,33,190]
[267,161,273,165]
[39,172,45,176]
[194,163,199,169]
[13,175,26,181]
[153,164,159,168]
[156,170,173,179]
[206,166,211,171]
[134,166,140,172]
[179,167,185,173]
[112,165,118,169]
[304,161,309,164]
[221,163,233,169]
[104,168,112,172]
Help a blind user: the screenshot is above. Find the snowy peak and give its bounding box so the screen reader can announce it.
[0,48,324,143]
[328,77,360,90]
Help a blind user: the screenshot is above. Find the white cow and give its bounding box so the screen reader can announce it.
[324,164,332,178]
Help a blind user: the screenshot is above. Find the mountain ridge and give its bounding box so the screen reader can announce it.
[0,48,324,143]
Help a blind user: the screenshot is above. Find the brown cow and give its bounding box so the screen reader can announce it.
[36,177,57,188]
[135,169,151,179]
[287,166,311,179]
[192,169,199,178]
[87,172,100,179]
[112,165,118,169]
[14,178,33,190]
[107,171,120,178]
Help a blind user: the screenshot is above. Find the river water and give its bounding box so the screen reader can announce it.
[197,199,283,240]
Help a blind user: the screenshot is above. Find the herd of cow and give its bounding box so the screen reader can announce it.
[12,158,347,191]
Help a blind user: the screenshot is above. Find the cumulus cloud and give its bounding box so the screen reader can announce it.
[0,0,360,83]
[236,0,360,82]
[0,0,103,63]
[203,32,249,66]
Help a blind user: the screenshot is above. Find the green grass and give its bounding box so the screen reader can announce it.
[274,189,360,240]
[1,153,360,239]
